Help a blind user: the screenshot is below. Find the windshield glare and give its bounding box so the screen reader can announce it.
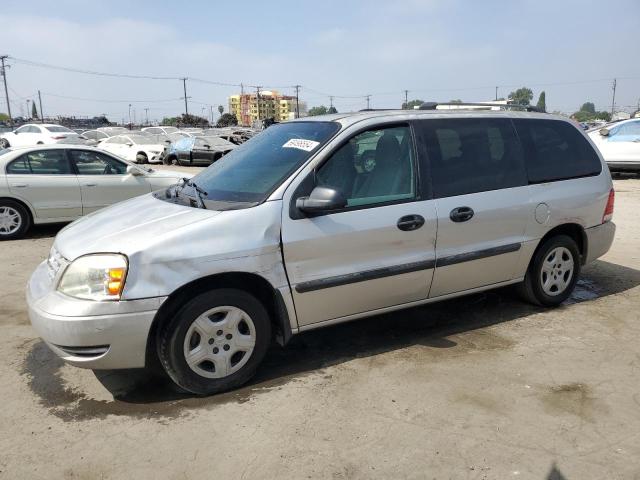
[192,122,339,203]
[47,126,75,133]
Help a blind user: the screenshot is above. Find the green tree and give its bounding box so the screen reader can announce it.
[580,102,596,114]
[216,113,238,127]
[308,106,328,116]
[508,87,533,106]
[218,105,224,116]
[536,91,546,112]
[596,111,611,122]
[161,117,179,126]
[31,100,39,119]
[0,113,10,123]
[327,106,338,114]
[402,99,424,110]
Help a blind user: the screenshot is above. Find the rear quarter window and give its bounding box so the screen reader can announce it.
[513,119,602,183]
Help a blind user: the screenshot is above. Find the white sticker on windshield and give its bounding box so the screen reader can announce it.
[282,138,320,152]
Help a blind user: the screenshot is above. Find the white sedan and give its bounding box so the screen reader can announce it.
[98,133,168,164]
[588,118,640,171]
[0,145,190,239]
[0,124,80,148]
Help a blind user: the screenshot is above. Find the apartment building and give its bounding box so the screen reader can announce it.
[229,90,307,126]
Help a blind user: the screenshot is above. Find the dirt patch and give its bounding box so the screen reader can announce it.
[540,382,608,422]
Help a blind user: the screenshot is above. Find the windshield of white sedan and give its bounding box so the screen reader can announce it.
[127,135,161,145]
[46,126,75,133]
[191,122,339,203]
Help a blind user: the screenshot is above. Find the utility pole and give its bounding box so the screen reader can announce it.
[210,105,214,124]
[404,90,408,109]
[128,104,132,128]
[182,77,189,116]
[144,108,149,125]
[611,78,617,117]
[294,85,301,119]
[255,86,262,121]
[365,95,371,110]
[240,83,244,95]
[329,96,334,109]
[495,86,498,101]
[0,56,12,125]
[26,100,30,119]
[38,90,44,123]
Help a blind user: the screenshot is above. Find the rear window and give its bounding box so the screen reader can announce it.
[513,119,602,183]
[46,126,74,133]
[420,118,527,198]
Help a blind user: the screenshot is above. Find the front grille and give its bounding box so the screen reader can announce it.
[54,344,110,358]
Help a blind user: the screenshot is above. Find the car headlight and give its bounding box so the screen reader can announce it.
[58,254,128,301]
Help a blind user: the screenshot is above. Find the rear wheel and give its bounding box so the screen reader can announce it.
[0,138,10,148]
[518,235,580,306]
[0,200,31,240]
[157,289,271,395]
[136,152,148,164]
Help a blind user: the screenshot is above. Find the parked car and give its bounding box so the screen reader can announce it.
[81,129,111,143]
[588,118,640,171]
[98,133,167,164]
[97,126,128,135]
[0,145,190,239]
[163,136,236,166]
[26,109,615,395]
[141,126,179,135]
[0,124,80,148]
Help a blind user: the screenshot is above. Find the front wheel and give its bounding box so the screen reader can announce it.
[518,235,581,307]
[0,138,10,148]
[157,289,271,395]
[135,153,148,164]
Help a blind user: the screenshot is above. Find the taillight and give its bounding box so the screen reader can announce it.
[51,135,66,140]
[603,188,615,223]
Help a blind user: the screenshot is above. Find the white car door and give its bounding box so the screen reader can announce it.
[597,121,640,166]
[281,124,438,327]
[5,149,82,219]
[11,125,34,147]
[68,149,151,214]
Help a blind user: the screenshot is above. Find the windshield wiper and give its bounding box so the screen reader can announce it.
[177,177,208,209]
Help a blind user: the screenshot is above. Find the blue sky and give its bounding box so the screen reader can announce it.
[1,0,639,122]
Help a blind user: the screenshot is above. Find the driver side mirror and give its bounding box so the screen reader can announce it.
[126,165,143,176]
[599,128,610,136]
[126,142,133,147]
[203,144,211,149]
[296,186,347,214]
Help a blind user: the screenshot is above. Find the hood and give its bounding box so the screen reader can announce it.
[55,193,220,260]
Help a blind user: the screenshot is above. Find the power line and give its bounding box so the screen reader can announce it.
[41,92,183,103]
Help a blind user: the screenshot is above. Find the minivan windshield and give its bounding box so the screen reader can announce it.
[191,121,339,204]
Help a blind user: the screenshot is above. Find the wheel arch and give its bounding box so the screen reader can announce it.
[0,196,35,224]
[535,223,588,265]
[146,271,293,368]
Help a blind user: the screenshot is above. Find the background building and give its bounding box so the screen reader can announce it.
[229,90,307,126]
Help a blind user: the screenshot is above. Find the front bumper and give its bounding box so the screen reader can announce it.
[607,161,640,172]
[584,221,616,264]
[27,260,167,369]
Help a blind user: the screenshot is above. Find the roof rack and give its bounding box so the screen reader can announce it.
[418,102,545,113]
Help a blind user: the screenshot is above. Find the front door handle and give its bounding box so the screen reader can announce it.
[397,214,425,231]
[84,183,98,187]
[10,183,28,188]
[450,206,474,223]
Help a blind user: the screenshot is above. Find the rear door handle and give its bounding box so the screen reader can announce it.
[397,214,425,231]
[84,183,98,187]
[10,183,28,188]
[450,206,474,223]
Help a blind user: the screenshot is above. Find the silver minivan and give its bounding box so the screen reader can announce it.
[27,108,616,395]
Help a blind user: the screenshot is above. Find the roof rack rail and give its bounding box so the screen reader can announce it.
[418,102,546,113]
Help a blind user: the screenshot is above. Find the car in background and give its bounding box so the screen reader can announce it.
[163,136,236,166]
[588,118,640,171]
[0,145,191,239]
[141,126,180,135]
[98,133,167,164]
[81,129,111,143]
[0,124,80,148]
[97,126,128,135]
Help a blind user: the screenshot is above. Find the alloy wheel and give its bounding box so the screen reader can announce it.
[0,206,21,235]
[540,246,574,296]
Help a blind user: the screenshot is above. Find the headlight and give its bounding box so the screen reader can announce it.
[58,254,128,301]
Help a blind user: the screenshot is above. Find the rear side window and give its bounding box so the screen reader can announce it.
[8,150,72,174]
[421,118,527,198]
[513,119,602,183]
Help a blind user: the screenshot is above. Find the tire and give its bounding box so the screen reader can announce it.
[0,200,31,240]
[157,288,271,395]
[518,235,581,307]
[0,138,10,148]
[136,153,148,164]
[162,155,174,166]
